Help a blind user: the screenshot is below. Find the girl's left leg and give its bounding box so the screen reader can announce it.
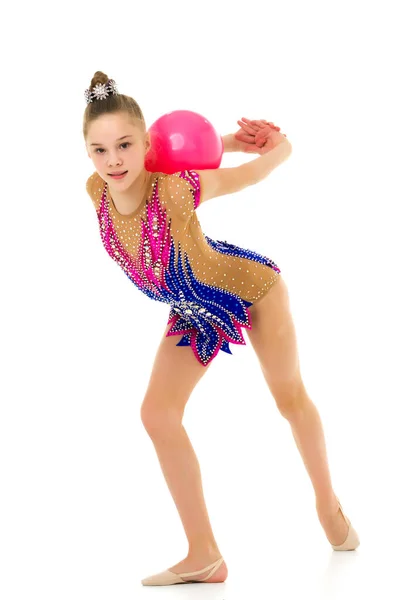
[246,276,350,547]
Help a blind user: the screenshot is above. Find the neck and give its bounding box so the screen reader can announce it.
[108,169,151,207]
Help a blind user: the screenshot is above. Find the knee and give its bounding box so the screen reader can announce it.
[272,380,310,420]
[140,399,183,437]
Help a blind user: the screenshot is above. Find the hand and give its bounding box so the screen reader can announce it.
[234,117,288,154]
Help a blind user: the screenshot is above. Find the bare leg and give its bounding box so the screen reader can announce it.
[140,326,228,582]
[148,422,220,555]
[281,390,350,546]
[247,276,351,546]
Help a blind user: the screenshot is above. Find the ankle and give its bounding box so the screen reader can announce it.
[315,491,339,514]
[315,490,338,508]
[187,544,222,560]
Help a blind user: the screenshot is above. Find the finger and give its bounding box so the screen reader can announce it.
[235,132,257,144]
[243,118,265,133]
[238,118,257,132]
[235,127,253,139]
[266,122,281,131]
[250,119,269,129]
[255,127,275,141]
[255,129,271,141]
[258,139,274,154]
[249,119,272,128]
[252,122,274,136]
[253,120,281,132]
[237,120,257,136]
[256,128,286,143]
[258,133,275,147]
[239,117,260,133]
[255,130,271,143]
[243,116,271,129]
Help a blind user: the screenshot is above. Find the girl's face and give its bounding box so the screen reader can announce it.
[86,112,150,187]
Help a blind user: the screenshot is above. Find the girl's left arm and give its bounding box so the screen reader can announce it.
[195,138,292,205]
[221,134,240,153]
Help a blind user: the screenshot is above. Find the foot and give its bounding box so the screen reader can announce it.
[168,551,228,583]
[316,496,350,546]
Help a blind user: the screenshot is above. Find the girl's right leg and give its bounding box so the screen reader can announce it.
[140,324,228,583]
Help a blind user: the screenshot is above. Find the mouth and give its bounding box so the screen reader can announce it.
[109,170,128,179]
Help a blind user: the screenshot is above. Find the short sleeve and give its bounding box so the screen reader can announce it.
[177,170,202,210]
[157,169,203,222]
[86,171,104,212]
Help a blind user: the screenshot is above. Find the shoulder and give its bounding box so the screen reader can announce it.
[157,170,201,211]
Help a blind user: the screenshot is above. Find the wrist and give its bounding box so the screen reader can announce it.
[222,134,239,153]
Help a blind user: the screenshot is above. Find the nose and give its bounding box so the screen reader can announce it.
[108,160,122,168]
[107,152,122,167]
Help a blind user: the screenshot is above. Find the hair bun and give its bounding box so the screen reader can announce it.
[83,72,146,141]
[84,73,118,105]
[89,71,110,90]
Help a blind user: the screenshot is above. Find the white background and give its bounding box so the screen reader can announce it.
[1,0,399,598]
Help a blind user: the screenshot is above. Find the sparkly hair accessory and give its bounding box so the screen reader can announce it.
[84,79,119,104]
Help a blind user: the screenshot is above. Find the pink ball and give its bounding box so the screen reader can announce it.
[144,110,223,174]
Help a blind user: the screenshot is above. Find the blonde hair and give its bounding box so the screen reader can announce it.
[82,71,147,141]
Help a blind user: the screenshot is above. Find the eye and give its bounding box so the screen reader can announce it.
[95,142,131,154]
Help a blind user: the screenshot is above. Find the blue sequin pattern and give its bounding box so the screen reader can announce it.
[96,170,280,366]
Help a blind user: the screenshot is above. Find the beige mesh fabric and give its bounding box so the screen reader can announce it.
[86,170,281,305]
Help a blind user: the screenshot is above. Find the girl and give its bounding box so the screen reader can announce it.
[83,71,360,586]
